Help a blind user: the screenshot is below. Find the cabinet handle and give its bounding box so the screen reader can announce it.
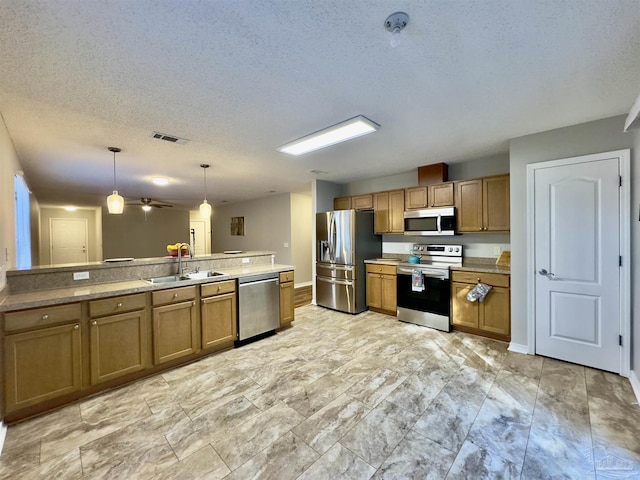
[217,286,221,292]
[42,314,49,320]
[477,277,481,282]
[74,324,79,329]
[91,321,97,326]
[192,301,196,306]
[173,293,179,298]
[116,302,122,308]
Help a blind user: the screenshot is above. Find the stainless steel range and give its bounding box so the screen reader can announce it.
[396,244,462,331]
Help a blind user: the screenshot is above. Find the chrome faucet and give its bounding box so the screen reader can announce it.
[177,243,193,277]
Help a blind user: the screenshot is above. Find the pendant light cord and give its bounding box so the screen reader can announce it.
[113,152,117,190]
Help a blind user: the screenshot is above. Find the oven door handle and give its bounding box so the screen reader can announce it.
[397,267,447,279]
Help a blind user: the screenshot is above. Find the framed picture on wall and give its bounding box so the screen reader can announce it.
[231,216,245,236]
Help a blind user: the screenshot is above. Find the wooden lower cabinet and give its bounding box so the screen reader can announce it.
[153,298,198,365]
[451,271,510,341]
[4,323,82,413]
[279,271,295,327]
[201,280,237,351]
[90,310,148,385]
[366,264,397,315]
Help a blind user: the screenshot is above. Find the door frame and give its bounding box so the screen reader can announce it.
[526,149,631,376]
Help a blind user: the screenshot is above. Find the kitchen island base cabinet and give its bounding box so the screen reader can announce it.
[90,311,149,385]
[366,264,397,316]
[451,271,510,341]
[4,323,82,414]
[201,280,237,351]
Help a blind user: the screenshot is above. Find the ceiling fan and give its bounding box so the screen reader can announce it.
[125,197,174,209]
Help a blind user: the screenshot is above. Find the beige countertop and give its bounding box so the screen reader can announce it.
[0,263,294,313]
[365,257,510,275]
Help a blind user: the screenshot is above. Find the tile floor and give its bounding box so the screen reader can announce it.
[1,305,639,479]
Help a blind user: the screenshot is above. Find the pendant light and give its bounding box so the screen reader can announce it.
[106,147,124,214]
[199,164,212,217]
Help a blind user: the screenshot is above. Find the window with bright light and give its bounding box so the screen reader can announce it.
[14,174,31,269]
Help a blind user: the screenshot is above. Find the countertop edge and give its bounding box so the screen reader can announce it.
[0,264,294,312]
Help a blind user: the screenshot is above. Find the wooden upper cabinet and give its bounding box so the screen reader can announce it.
[456,179,483,232]
[333,196,352,210]
[405,187,428,210]
[483,175,510,231]
[456,175,509,232]
[351,194,373,210]
[374,190,404,234]
[429,182,454,207]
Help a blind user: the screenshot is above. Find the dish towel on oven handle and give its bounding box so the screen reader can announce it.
[467,283,492,302]
[412,269,424,292]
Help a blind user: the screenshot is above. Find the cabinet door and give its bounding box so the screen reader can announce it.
[279,282,295,327]
[352,194,373,210]
[405,187,428,210]
[333,196,352,210]
[429,182,454,207]
[373,192,389,234]
[483,175,510,231]
[479,286,510,337]
[202,292,237,350]
[90,310,148,385]
[152,301,198,364]
[451,282,479,328]
[456,179,483,232]
[4,323,82,413]
[388,190,405,233]
[380,275,397,313]
[366,272,382,308]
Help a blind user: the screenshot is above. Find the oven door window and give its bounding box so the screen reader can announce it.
[397,274,450,316]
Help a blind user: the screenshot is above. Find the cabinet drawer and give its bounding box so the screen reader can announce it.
[89,293,146,318]
[451,271,510,288]
[279,271,294,283]
[201,280,236,297]
[366,264,397,276]
[4,303,81,332]
[152,286,196,305]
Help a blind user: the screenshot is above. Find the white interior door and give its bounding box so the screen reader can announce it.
[50,218,89,265]
[533,154,621,373]
[189,219,210,256]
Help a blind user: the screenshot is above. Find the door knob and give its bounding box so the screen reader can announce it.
[538,269,556,279]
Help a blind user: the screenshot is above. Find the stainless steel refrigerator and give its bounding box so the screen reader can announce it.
[316,210,381,314]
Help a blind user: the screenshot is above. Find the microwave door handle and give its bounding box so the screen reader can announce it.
[437,214,442,233]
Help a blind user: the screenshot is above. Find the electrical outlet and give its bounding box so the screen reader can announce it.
[493,247,502,256]
[283,242,289,248]
[242,258,250,264]
[73,271,90,280]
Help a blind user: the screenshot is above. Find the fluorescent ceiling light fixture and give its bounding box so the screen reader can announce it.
[152,177,170,186]
[277,115,380,156]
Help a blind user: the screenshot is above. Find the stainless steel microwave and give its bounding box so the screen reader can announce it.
[404,207,457,236]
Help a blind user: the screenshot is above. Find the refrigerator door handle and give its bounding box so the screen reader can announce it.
[330,213,337,263]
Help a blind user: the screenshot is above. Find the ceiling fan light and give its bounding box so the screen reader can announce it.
[142,205,152,212]
[107,190,124,214]
[199,199,211,217]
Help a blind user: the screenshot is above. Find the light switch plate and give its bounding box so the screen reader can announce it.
[73,271,90,280]
[242,258,250,264]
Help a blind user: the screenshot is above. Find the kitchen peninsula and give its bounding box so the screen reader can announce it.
[0,251,294,423]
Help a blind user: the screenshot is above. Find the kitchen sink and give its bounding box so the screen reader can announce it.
[144,271,228,284]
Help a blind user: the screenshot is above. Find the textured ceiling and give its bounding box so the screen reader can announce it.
[1,0,639,209]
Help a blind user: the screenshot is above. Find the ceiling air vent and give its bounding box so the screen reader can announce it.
[152,132,189,145]
[309,169,329,175]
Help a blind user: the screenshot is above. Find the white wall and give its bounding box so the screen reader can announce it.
[211,193,292,265]
[509,115,639,373]
[0,115,26,288]
[290,193,312,285]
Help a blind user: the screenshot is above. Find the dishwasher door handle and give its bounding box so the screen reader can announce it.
[240,278,278,287]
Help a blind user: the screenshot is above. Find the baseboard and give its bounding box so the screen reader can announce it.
[630,370,640,404]
[508,342,529,355]
[0,421,6,455]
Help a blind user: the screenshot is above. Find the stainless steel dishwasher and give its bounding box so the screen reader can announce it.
[237,272,280,342]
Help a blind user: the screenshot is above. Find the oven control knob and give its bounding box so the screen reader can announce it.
[448,247,452,252]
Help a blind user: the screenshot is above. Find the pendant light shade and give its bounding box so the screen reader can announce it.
[199,164,211,217]
[107,147,124,214]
